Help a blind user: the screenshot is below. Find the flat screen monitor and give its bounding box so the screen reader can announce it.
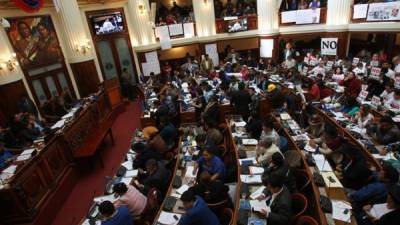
[90,12,124,35]
[227,18,248,33]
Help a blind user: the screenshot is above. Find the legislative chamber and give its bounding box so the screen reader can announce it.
[0,0,400,225]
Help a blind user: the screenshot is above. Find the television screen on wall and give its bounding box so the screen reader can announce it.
[227,18,248,33]
[90,12,124,35]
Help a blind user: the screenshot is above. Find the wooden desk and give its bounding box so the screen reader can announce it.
[0,91,114,224]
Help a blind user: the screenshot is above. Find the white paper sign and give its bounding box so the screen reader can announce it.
[260,39,274,58]
[282,10,297,23]
[352,57,360,66]
[296,8,321,24]
[145,51,158,62]
[353,4,369,19]
[141,61,161,76]
[367,2,400,21]
[155,26,170,41]
[183,23,195,38]
[205,43,219,66]
[370,67,381,80]
[168,23,184,36]
[321,38,338,56]
[371,95,381,108]
[160,40,172,50]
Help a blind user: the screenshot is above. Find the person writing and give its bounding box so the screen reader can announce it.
[112,183,147,217]
[194,148,226,182]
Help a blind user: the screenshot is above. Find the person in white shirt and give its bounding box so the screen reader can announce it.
[308,62,326,78]
[260,119,280,146]
[282,56,296,70]
[353,62,367,77]
[385,89,400,112]
[256,135,282,167]
[353,104,374,129]
[380,83,395,102]
[332,67,345,82]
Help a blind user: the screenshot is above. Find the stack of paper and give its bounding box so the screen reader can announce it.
[280,113,291,120]
[369,203,393,219]
[249,200,269,212]
[250,186,265,200]
[121,161,133,170]
[185,166,197,178]
[239,158,257,166]
[234,121,247,127]
[249,166,264,175]
[304,143,317,153]
[240,175,262,184]
[124,170,139,178]
[158,211,181,225]
[176,184,190,195]
[312,154,333,172]
[51,119,66,130]
[242,139,258,145]
[332,200,352,222]
[321,171,343,188]
[93,194,116,204]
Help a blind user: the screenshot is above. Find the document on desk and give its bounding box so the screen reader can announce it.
[240,175,262,184]
[176,184,190,195]
[124,170,139,178]
[185,166,197,178]
[16,154,32,162]
[2,165,17,174]
[249,166,264,175]
[250,186,266,200]
[312,154,333,172]
[93,194,116,204]
[321,171,343,188]
[158,211,181,225]
[242,139,258,145]
[249,200,269,212]
[370,203,393,219]
[239,157,257,166]
[21,148,35,155]
[304,143,317,153]
[234,121,247,127]
[51,119,66,130]
[121,161,133,170]
[332,200,352,222]
[121,177,133,185]
[82,219,101,225]
[280,113,291,120]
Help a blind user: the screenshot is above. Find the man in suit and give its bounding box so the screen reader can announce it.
[136,158,170,195]
[179,190,220,225]
[230,82,252,121]
[260,173,292,225]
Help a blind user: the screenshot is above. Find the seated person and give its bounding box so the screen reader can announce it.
[113,183,147,217]
[384,89,400,112]
[260,118,280,146]
[263,152,297,193]
[312,124,344,155]
[334,144,373,190]
[245,111,263,140]
[353,104,374,129]
[256,135,282,167]
[305,114,325,143]
[340,96,360,117]
[98,201,133,225]
[305,79,320,101]
[194,147,226,182]
[205,120,223,146]
[144,126,168,155]
[179,190,220,225]
[265,84,284,109]
[362,184,400,225]
[258,173,292,225]
[188,171,230,204]
[131,142,161,170]
[136,158,170,194]
[380,82,394,102]
[158,117,177,149]
[367,116,400,145]
[350,163,399,217]
[340,71,361,98]
[0,138,14,171]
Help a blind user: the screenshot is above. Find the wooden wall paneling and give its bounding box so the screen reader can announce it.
[217,37,259,53]
[0,80,28,119]
[70,60,100,98]
[103,78,123,109]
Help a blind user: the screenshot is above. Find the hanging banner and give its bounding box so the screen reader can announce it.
[13,0,44,13]
[367,2,400,21]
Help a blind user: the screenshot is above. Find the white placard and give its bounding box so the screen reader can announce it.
[281,10,297,23]
[395,76,400,88]
[353,4,369,19]
[352,57,360,66]
[141,61,160,76]
[371,95,381,108]
[168,23,184,36]
[145,51,158,62]
[260,39,274,58]
[160,40,172,50]
[205,43,219,66]
[155,26,170,41]
[367,2,400,21]
[183,23,195,38]
[370,67,382,79]
[296,8,320,24]
[321,38,338,56]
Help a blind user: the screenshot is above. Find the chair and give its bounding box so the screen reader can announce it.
[295,216,319,225]
[293,169,311,192]
[220,208,234,225]
[290,193,308,225]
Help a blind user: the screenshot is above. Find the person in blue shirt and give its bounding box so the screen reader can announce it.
[0,139,14,171]
[179,190,220,225]
[350,163,399,225]
[195,147,226,182]
[99,201,133,225]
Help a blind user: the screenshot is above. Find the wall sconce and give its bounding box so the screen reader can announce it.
[203,0,208,5]
[75,40,91,54]
[0,53,18,72]
[138,4,145,14]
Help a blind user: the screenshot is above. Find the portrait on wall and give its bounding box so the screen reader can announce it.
[5,15,63,69]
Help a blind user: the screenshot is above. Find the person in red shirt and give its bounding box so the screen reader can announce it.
[306,79,320,101]
[339,71,361,98]
[165,14,177,24]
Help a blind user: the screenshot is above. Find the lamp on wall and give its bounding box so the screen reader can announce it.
[0,53,18,71]
[203,0,208,6]
[75,40,91,54]
[138,4,145,14]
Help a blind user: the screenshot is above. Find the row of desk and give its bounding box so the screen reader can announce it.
[0,90,115,224]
